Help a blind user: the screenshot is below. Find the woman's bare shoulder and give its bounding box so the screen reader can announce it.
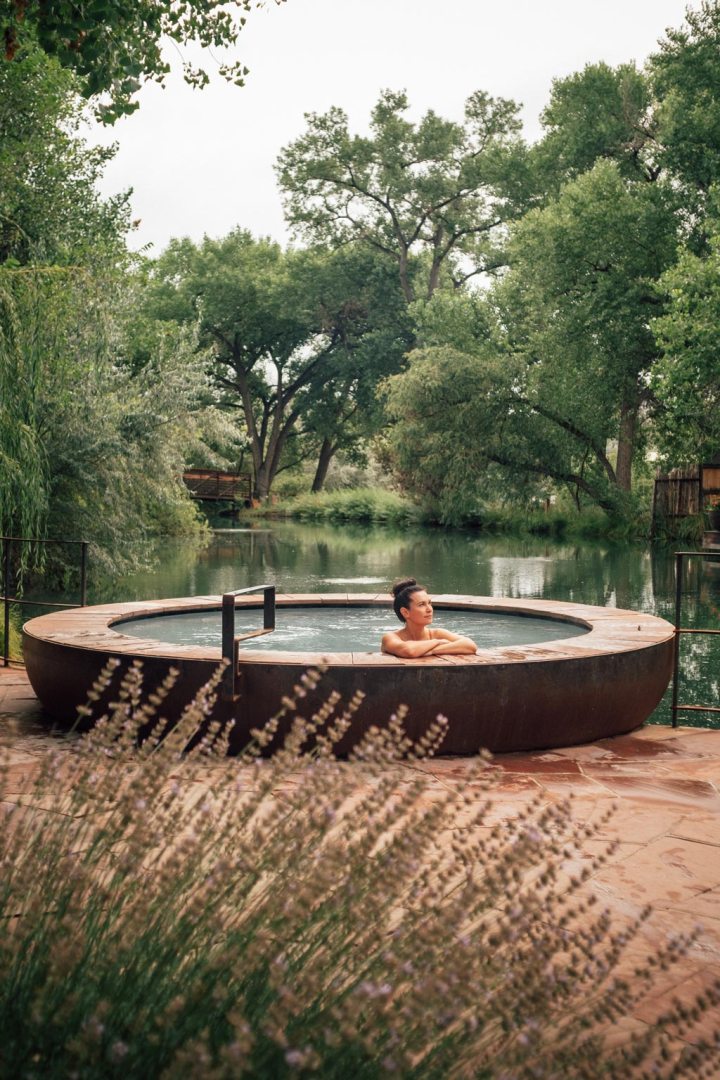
[381,629,405,653]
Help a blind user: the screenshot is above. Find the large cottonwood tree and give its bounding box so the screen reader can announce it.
[146,233,407,499]
[277,89,530,307]
[651,222,720,464]
[384,162,679,519]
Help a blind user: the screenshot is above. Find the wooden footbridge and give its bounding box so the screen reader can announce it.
[183,470,252,504]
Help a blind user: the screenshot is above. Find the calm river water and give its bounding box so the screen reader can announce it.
[99,520,720,728]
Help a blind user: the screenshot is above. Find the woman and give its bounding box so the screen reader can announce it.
[381,578,478,658]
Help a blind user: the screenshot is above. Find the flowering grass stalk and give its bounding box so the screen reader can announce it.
[0,662,718,1078]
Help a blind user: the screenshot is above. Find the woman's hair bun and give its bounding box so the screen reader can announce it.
[391,576,417,597]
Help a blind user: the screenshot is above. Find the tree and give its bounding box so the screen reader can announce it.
[383,162,679,520]
[650,219,720,464]
[649,0,720,195]
[276,89,530,308]
[0,49,130,264]
[147,233,412,498]
[1,0,282,122]
[147,233,335,500]
[500,161,678,497]
[294,248,412,491]
[534,62,656,189]
[0,273,48,543]
[1,264,227,578]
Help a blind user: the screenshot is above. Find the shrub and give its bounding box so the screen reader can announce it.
[274,489,423,527]
[0,663,718,1078]
[0,609,22,662]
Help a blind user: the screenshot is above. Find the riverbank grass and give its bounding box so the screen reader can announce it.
[269,488,424,526]
[253,488,663,541]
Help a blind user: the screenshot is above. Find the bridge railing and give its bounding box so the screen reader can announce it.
[183,470,252,503]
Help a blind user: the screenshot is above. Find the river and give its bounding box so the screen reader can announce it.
[98,520,719,728]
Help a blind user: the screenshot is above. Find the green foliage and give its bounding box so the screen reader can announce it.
[0,276,48,544]
[0,49,130,264]
[384,161,679,523]
[650,218,720,463]
[147,235,410,499]
[651,513,705,545]
[1,662,718,1077]
[0,266,222,583]
[0,607,22,661]
[1,0,281,122]
[296,247,413,491]
[277,88,530,305]
[147,231,335,499]
[649,0,720,195]
[274,488,422,526]
[536,62,654,187]
[465,505,625,540]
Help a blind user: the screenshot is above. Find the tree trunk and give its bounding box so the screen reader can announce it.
[616,397,638,493]
[253,464,269,501]
[398,245,415,304]
[311,438,336,492]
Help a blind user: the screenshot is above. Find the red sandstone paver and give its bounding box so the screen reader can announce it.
[580,771,720,807]
[669,813,720,846]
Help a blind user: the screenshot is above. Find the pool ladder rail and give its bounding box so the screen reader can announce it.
[221,584,276,701]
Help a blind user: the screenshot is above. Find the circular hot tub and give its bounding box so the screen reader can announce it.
[22,593,674,755]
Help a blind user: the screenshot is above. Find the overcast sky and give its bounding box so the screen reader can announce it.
[88,0,699,254]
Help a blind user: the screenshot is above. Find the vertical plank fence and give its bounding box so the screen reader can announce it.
[651,467,699,533]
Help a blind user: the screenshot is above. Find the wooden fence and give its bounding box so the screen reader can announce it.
[651,467,700,521]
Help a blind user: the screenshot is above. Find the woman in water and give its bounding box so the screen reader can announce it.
[381,578,478,658]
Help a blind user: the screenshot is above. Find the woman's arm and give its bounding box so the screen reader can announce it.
[426,637,478,655]
[381,632,478,658]
[428,629,478,655]
[381,632,447,658]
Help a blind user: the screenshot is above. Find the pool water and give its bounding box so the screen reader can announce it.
[116,606,589,653]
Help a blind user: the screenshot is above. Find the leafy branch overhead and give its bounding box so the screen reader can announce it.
[1,0,284,121]
[276,89,532,303]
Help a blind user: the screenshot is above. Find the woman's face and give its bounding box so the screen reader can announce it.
[402,589,433,626]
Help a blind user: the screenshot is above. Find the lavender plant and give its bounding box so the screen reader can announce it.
[0,660,718,1078]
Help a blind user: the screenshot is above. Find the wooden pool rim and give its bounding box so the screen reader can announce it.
[22,594,675,755]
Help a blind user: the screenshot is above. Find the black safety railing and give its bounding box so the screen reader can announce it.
[2,536,89,667]
[221,584,276,701]
[671,550,720,726]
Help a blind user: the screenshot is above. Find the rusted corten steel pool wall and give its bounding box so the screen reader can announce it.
[22,595,675,756]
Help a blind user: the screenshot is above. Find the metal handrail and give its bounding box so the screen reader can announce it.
[221,584,276,701]
[671,550,720,726]
[2,536,89,667]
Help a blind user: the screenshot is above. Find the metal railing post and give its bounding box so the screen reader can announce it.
[264,585,276,631]
[671,551,684,727]
[3,538,10,667]
[80,542,89,606]
[222,591,237,700]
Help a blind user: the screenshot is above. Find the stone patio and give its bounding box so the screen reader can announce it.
[2,664,719,1052]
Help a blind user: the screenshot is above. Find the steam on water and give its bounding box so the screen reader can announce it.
[115,607,588,652]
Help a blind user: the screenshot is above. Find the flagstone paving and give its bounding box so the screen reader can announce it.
[1,664,719,1048]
